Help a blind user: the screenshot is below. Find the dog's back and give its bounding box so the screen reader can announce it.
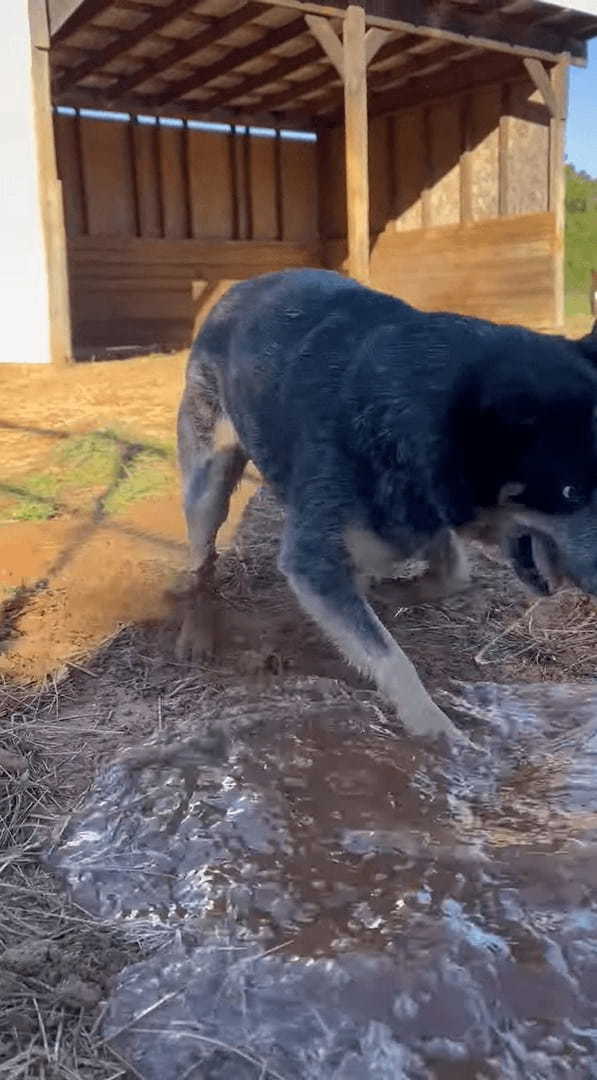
[189,269,480,504]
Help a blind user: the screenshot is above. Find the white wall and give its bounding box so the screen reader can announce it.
[0,0,53,363]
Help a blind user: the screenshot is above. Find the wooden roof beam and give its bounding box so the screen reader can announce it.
[53,0,203,93]
[49,0,113,42]
[258,30,425,110]
[193,41,324,110]
[253,0,588,63]
[366,50,526,118]
[153,15,307,105]
[54,85,313,127]
[104,1,263,101]
[315,48,525,125]
[537,0,597,17]
[256,62,338,109]
[317,40,476,114]
[259,30,417,110]
[362,0,587,63]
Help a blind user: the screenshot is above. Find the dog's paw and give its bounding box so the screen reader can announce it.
[174,600,219,665]
[401,702,473,747]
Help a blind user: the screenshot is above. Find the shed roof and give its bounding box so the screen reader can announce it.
[48,0,597,128]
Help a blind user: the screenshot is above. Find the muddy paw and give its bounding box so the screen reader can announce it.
[174,599,219,665]
[401,702,472,747]
[236,648,288,676]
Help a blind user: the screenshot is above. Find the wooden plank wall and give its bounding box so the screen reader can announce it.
[68,236,320,350]
[319,76,550,237]
[320,74,556,328]
[326,213,556,328]
[54,113,319,351]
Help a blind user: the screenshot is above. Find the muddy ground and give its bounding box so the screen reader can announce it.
[1,318,596,1077]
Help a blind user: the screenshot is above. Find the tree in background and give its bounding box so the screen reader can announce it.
[565,163,597,309]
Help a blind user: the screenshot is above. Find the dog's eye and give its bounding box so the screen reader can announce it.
[562,485,582,505]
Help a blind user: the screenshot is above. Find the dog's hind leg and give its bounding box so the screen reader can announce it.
[176,370,248,661]
[376,529,471,608]
[279,517,463,741]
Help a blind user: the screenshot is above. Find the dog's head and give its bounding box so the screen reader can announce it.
[471,323,597,596]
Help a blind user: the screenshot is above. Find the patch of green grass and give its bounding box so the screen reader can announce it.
[0,472,59,522]
[3,494,57,522]
[0,429,177,524]
[565,290,592,317]
[57,431,121,491]
[96,425,176,460]
[103,450,174,516]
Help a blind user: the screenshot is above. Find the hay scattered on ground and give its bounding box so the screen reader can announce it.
[0,678,139,1079]
[2,489,597,1077]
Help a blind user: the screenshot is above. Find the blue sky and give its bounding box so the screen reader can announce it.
[567,38,597,176]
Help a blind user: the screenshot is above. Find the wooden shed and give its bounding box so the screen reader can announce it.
[6,0,597,363]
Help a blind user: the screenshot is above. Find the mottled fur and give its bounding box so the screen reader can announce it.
[177,269,597,740]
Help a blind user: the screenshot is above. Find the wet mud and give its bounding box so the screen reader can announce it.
[48,677,597,1079]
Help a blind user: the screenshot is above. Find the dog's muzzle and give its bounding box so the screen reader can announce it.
[505,530,563,596]
[504,499,597,599]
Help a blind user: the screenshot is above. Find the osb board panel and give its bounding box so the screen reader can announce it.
[369,115,392,236]
[53,113,85,237]
[79,117,136,236]
[67,238,322,349]
[324,213,556,330]
[132,124,162,239]
[505,82,550,216]
[249,136,278,241]
[470,86,500,221]
[392,109,425,232]
[187,129,234,240]
[56,114,319,246]
[317,125,346,240]
[232,134,250,241]
[428,100,461,227]
[158,124,187,239]
[280,138,318,242]
[317,77,551,238]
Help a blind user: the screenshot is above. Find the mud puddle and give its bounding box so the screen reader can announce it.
[48,677,597,1079]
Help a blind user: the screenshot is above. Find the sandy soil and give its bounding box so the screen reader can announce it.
[0,353,257,682]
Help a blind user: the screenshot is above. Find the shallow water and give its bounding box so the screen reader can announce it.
[48,677,597,1079]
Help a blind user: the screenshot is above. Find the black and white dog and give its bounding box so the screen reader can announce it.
[176,270,597,741]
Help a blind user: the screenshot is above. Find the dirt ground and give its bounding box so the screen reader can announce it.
[1,310,597,1077]
[0,352,258,683]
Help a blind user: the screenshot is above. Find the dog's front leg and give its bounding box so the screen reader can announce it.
[279,517,462,741]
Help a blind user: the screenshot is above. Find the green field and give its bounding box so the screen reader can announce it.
[565,164,597,316]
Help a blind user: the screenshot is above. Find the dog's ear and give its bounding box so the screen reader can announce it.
[577,322,597,365]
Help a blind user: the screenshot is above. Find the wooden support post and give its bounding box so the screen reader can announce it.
[521,55,568,330]
[460,94,473,224]
[548,59,569,332]
[498,83,511,218]
[343,5,370,283]
[29,0,72,363]
[307,7,391,285]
